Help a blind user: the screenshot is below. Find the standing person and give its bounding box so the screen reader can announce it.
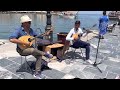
[99,11,109,39]
[66,20,94,64]
[9,15,53,79]
[117,16,120,29]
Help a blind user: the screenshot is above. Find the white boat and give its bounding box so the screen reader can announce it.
[58,11,79,19]
[108,11,120,20]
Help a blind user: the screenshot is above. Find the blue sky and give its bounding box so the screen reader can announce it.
[78,11,103,14]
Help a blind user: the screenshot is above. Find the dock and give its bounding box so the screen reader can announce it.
[0,11,47,14]
[0,26,120,79]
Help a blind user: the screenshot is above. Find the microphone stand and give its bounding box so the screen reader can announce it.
[83,24,102,73]
[92,36,102,73]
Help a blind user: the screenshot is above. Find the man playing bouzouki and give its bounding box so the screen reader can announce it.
[66,20,94,64]
[9,15,53,79]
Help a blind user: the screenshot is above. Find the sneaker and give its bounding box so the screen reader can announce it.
[44,53,53,59]
[99,35,104,39]
[90,43,97,49]
[33,72,46,79]
[86,59,94,64]
[115,75,120,79]
[101,36,104,39]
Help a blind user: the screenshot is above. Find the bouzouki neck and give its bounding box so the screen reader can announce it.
[28,29,53,42]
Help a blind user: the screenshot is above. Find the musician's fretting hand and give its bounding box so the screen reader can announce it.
[46,27,54,35]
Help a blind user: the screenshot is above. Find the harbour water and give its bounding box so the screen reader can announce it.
[0,12,117,40]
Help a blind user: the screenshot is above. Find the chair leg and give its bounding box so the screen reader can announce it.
[24,56,33,74]
[80,48,85,61]
[16,56,25,79]
[21,56,23,66]
[71,49,76,61]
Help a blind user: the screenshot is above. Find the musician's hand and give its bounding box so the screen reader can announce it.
[50,26,54,32]
[25,42,30,47]
[74,35,79,41]
[74,37,79,41]
[46,29,53,35]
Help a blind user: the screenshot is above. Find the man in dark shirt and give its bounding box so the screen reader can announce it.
[9,15,53,79]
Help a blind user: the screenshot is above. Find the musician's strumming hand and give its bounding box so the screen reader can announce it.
[74,36,79,41]
[74,33,81,41]
[24,42,30,47]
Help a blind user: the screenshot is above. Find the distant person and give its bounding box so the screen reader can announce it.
[66,20,96,64]
[118,16,120,29]
[99,11,109,39]
[118,16,120,25]
[9,15,53,79]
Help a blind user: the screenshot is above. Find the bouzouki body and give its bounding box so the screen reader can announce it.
[72,33,79,40]
[18,29,53,50]
[18,35,35,50]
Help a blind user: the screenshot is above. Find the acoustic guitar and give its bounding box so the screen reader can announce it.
[18,29,53,50]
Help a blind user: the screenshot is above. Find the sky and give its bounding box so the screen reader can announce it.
[78,11,103,14]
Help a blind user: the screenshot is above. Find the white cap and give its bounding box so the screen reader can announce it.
[20,15,32,23]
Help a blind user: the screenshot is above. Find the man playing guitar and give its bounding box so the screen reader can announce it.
[66,20,94,64]
[9,15,53,79]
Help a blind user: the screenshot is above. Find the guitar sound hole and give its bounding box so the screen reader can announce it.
[28,38,31,42]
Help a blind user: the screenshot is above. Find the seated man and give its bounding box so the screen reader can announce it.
[66,20,94,64]
[9,15,53,79]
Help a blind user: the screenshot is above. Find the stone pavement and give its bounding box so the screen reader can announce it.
[0,26,120,79]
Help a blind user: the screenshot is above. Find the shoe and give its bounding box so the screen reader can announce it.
[44,52,53,59]
[90,43,97,49]
[57,57,64,62]
[115,75,120,79]
[86,59,94,64]
[99,35,104,39]
[33,72,46,79]
[101,36,104,39]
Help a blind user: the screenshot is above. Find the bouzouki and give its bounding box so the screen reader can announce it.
[18,29,53,50]
[72,33,80,40]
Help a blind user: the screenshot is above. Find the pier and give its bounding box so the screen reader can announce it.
[0,25,120,79]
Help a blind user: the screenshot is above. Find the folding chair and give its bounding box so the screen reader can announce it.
[17,55,34,76]
[21,55,34,73]
[63,41,85,64]
[68,45,84,60]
